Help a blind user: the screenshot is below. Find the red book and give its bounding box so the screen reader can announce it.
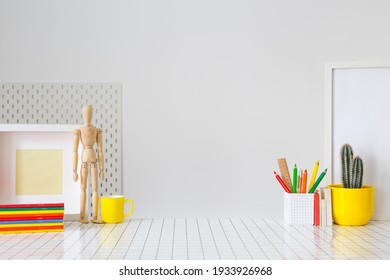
[0,203,64,208]
[0,225,64,232]
[0,214,64,221]
[314,192,320,226]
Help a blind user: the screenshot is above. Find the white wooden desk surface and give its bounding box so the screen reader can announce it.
[0,218,389,260]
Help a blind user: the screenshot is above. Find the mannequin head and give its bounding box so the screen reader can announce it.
[82,105,93,125]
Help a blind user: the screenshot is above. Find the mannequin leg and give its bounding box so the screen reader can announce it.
[80,162,89,223]
[91,162,102,223]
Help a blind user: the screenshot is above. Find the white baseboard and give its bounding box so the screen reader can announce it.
[372,212,390,221]
[64,214,79,221]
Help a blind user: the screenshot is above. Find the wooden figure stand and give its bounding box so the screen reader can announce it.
[72,105,104,223]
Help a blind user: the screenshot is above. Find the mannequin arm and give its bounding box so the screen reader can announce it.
[97,128,104,180]
[73,129,80,182]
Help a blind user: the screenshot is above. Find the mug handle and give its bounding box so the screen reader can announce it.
[124,199,134,218]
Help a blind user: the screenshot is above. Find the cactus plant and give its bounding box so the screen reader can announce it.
[351,156,363,188]
[340,144,363,188]
[341,144,353,188]
[331,144,372,225]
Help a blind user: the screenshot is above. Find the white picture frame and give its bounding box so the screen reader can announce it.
[0,124,80,220]
[324,61,390,221]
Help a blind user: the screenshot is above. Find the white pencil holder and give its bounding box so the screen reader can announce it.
[284,193,314,225]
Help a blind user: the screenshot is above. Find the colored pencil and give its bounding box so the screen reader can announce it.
[292,164,297,193]
[309,168,328,193]
[273,171,291,193]
[302,169,308,193]
[309,160,319,190]
[298,170,303,193]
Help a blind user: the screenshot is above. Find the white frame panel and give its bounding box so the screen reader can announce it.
[0,125,80,220]
[324,61,390,221]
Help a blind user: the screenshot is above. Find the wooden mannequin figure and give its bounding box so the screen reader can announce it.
[72,105,104,223]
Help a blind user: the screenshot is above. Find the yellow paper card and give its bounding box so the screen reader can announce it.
[16,150,63,195]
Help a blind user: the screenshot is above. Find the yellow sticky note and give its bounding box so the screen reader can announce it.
[16,150,63,195]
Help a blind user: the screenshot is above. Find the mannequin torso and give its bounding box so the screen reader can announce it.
[80,125,97,163]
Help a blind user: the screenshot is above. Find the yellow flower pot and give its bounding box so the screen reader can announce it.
[328,184,374,226]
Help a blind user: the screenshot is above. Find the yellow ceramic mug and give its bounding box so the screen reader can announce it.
[100,195,133,223]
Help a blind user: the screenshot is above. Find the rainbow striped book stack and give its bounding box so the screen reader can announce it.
[0,203,64,234]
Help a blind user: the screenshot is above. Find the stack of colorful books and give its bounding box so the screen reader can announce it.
[0,203,64,234]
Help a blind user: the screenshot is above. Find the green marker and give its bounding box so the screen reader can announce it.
[292,164,297,193]
[309,168,327,193]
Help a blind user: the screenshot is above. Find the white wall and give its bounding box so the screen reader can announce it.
[1,0,390,218]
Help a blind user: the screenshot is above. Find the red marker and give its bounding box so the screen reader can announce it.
[273,171,291,193]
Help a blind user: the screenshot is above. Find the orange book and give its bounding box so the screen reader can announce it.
[0,225,63,233]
